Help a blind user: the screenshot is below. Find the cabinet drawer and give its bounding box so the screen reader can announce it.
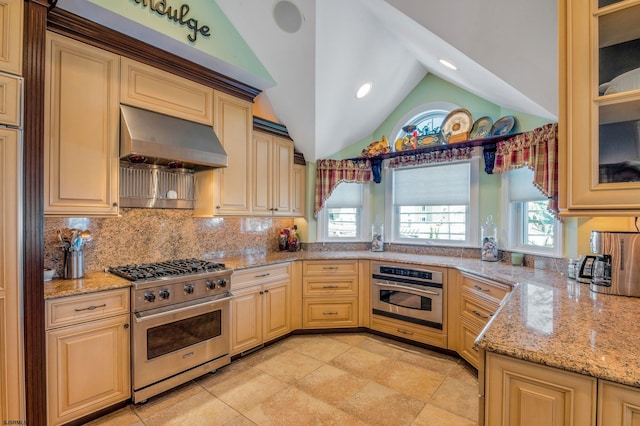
[232,263,291,290]
[0,74,20,127]
[46,288,130,330]
[303,260,358,276]
[303,277,358,297]
[460,287,498,327]
[460,273,510,304]
[370,314,447,348]
[303,298,357,328]
[458,318,482,368]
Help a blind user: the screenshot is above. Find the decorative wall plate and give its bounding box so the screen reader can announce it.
[470,116,493,140]
[441,108,472,143]
[490,116,516,136]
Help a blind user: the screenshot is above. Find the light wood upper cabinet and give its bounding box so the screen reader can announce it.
[560,0,640,215]
[292,163,306,217]
[252,130,294,216]
[485,352,596,426]
[196,90,252,216]
[44,32,120,216]
[120,57,214,125]
[0,74,20,127]
[0,0,23,76]
[0,128,24,423]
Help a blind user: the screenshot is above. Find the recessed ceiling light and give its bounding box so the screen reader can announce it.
[439,59,457,70]
[356,82,372,99]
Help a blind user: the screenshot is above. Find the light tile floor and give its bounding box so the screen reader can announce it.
[86,333,479,426]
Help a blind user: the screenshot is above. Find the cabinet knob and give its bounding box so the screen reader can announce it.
[124,323,129,329]
[274,208,278,211]
[216,205,221,209]
[112,202,118,207]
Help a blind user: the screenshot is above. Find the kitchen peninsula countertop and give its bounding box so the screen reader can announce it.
[44,271,131,299]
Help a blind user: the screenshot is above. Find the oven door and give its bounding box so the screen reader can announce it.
[132,292,231,391]
[372,281,443,329]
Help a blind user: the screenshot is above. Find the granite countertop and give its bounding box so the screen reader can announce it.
[44,271,132,299]
[43,250,640,389]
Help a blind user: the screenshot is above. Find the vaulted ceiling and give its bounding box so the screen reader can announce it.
[58,0,558,162]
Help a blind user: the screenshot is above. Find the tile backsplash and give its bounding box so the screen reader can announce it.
[44,208,294,275]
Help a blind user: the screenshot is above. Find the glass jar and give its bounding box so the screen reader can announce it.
[371,222,384,252]
[481,215,499,262]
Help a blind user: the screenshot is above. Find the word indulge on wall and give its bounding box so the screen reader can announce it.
[132,0,211,43]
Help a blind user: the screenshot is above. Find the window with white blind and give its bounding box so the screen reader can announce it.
[317,182,369,241]
[503,167,560,255]
[387,160,479,245]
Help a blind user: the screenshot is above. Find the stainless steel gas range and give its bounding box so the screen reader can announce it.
[108,259,233,403]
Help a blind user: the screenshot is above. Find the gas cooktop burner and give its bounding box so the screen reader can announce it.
[108,258,226,281]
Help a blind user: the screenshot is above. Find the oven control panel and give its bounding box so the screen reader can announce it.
[132,272,232,311]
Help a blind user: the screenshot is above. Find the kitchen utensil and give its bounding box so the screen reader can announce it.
[64,249,84,279]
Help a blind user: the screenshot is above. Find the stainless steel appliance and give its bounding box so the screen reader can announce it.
[590,231,640,297]
[371,263,443,330]
[108,259,232,403]
[576,255,596,284]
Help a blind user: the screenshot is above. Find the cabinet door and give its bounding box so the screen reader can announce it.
[120,57,213,124]
[561,0,640,214]
[213,91,252,215]
[44,33,119,216]
[0,128,23,422]
[251,132,272,215]
[263,279,291,341]
[0,74,20,127]
[292,164,306,217]
[598,380,640,426]
[485,352,596,426]
[230,286,262,355]
[46,314,130,426]
[0,0,22,75]
[271,136,294,216]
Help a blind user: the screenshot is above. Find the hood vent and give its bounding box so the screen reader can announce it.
[120,105,227,170]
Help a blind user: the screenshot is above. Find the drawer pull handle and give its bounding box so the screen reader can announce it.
[323,267,339,270]
[255,273,270,278]
[75,304,106,312]
[397,329,414,336]
[472,346,479,353]
[323,311,338,315]
[474,285,490,292]
[472,310,489,319]
[182,352,195,359]
[323,285,339,289]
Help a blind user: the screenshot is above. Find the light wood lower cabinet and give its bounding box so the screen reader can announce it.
[455,272,511,368]
[598,380,640,426]
[484,352,596,426]
[46,288,130,426]
[230,263,291,355]
[0,74,20,127]
[302,260,359,329]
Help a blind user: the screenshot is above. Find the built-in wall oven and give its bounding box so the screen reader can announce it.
[371,263,443,330]
[108,259,233,403]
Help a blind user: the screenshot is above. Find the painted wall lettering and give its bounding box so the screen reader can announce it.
[132,0,211,43]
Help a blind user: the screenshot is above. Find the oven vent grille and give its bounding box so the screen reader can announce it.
[119,163,195,209]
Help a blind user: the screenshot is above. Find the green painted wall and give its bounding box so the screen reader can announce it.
[88,0,272,83]
[309,73,565,252]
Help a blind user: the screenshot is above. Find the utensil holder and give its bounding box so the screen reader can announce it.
[64,250,84,279]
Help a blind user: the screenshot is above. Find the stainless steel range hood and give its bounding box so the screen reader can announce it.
[120,104,227,170]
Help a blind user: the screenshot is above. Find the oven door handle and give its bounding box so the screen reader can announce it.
[134,295,233,323]
[374,282,440,297]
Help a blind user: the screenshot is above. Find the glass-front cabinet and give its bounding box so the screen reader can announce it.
[560,0,640,215]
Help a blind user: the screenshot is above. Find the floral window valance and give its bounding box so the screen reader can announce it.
[314,159,372,217]
[492,122,559,218]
